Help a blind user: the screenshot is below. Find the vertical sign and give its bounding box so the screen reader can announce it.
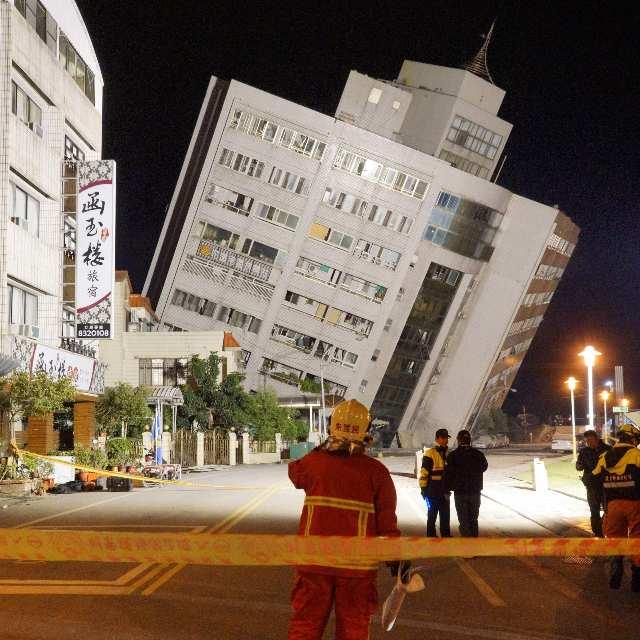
[76,160,116,339]
[614,365,624,401]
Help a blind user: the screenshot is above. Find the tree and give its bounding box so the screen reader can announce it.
[0,371,75,443]
[490,407,509,434]
[244,391,307,441]
[179,353,251,430]
[475,412,494,435]
[95,383,152,438]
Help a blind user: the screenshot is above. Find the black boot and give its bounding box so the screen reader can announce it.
[609,557,623,590]
[632,566,640,593]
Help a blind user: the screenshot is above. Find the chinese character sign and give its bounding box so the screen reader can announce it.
[76,161,116,339]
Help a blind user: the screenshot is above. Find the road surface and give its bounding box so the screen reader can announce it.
[0,452,638,639]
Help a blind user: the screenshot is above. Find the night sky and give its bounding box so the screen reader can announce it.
[76,1,640,420]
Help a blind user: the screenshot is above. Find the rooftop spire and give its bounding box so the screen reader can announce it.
[462,20,496,84]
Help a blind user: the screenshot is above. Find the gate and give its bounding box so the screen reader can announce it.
[174,430,198,468]
[237,434,243,465]
[204,428,229,465]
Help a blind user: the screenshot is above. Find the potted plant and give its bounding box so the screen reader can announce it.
[73,446,95,484]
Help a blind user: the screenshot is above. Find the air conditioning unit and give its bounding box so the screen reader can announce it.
[305,263,318,275]
[29,122,44,138]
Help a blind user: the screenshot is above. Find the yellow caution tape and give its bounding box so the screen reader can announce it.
[13,447,265,490]
[0,530,638,566]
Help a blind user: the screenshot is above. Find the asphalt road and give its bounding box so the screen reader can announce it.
[0,452,639,639]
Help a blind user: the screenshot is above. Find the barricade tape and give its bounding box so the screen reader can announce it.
[0,530,638,566]
[12,447,265,490]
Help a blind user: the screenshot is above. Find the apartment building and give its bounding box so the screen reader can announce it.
[0,1,105,452]
[144,41,579,447]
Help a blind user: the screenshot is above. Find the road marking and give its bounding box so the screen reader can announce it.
[518,557,580,600]
[455,558,506,607]
[32,524,208,530]
[13,493,137,529]
[140,484,281,596]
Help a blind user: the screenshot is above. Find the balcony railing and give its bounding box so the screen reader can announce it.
[60,337,96,359]
[189,237,273,282]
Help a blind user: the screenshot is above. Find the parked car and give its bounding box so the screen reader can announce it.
[492,433,510,448]
[472,434,494,449]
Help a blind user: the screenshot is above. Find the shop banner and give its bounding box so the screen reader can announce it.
[76,160,116,339]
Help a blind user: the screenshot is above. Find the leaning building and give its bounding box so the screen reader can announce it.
[144,38,579,447]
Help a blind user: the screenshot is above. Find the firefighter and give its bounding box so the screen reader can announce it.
[592,423,640,591]
[287,399,405,640]
[419,428,452,537]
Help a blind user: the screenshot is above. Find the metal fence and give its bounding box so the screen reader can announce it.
[204,429,229,465]
[250,440,277,454]
[174,430,198,467]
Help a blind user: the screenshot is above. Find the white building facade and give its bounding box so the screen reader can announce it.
[0,1,105,450]
[144,52,579,447]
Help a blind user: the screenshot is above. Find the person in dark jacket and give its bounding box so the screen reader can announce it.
[576,429,611,537]
[447,430,488,537]
[419,428,451,537]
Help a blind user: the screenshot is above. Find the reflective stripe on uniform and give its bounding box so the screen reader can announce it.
[304,496,375,513]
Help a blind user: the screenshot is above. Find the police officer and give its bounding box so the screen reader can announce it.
[592,423,640,591]
[419,428,451,537]
[576,429,610,537]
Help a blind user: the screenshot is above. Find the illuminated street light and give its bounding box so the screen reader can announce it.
[621,398,630,425]
[566,376,578,462]
[579,346,602,430]
[600,390,610,442]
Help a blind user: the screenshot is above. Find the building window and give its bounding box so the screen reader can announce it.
[58,33,95,104]
[229,108,326,160]
[271,325,316,353]
[354,239,401,270]
[368,87,382,104]
[438,149,489,179]
[64,136,85,162]
[240,350,251,369]
[205,184,255,217]
[171,288,216,317]
[446,116,502,160]
[255,204,299,230]
[424,191,502,261]
[196,222,239,249]
[333,148,428,199]
[267,166,310,195]
[260,358,303,386]
[10,182,40,237]
[218,148,265,178]
[216,305,262,332]
[9,284,38,326]
[11,81,42,132]
[308,222,354,251]
[240,239,279,265]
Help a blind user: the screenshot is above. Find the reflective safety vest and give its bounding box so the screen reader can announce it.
[419,445,448,497]
[592,444,640,503]
[289,448,400,576]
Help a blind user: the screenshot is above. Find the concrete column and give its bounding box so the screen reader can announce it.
[73,401,96,449]
[229,429,237,466]
[162,432,172,463]
[142,430,153,453]
[242,431,250,464]
[275,432,282,457]
[28,413,56,454]
[196,431,205,467]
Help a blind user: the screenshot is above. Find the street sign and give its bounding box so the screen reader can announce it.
[612,406,628,413]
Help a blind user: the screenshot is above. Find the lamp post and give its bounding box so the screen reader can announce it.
[566,376,578,462]
[579,346,601,429]
[600,390,610,442]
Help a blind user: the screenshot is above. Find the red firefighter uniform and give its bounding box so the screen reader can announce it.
[288,399,400,640]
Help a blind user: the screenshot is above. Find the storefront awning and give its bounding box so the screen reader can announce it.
[147,386,184,406]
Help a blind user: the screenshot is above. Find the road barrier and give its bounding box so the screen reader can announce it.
[12,447,263,490]
[0,529,638,566]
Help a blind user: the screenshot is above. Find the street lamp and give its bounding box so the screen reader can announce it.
[566,377,578,462]
[600,390,610,442]
[621,398,630,425]
[578,346,601,429]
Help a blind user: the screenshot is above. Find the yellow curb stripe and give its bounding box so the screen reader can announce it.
[140,563,185,596]
[455,559,506,607]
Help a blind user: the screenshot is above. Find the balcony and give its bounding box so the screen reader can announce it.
[60,337,96,359]
[188,237,273,282]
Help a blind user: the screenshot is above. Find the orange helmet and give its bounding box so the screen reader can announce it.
[330,399,371,443]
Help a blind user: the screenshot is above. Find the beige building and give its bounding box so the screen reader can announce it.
[100,272,241,389]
